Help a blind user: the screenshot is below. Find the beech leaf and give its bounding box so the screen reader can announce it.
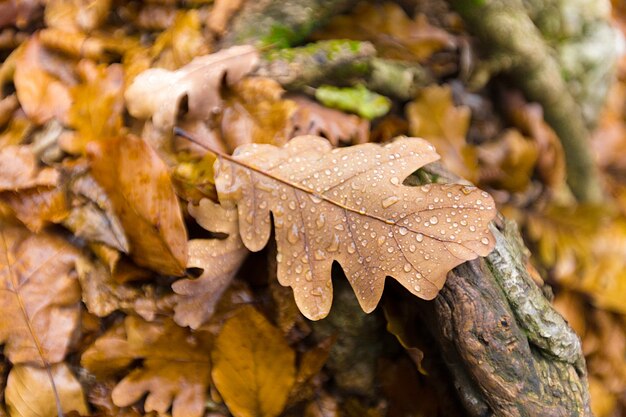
[0,145,58,191]
[0,224,81,365]
[81,316,211,417]
[5,364,88,417]
[88,134,188,275]
[212,305,296,417]
[172,199,248,329]
[212,135,496,319]
[125,45,259,131]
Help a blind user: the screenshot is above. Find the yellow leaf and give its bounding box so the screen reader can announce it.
[5,363,88,417]
[212,305,296,417]
[88,134,188,275]
[211,135,495,319]
[406,84,478,182]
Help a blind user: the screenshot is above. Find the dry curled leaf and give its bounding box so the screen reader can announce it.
[88,134,188,275]
[0,146,58,191]
[81,316,211,417]
[212,135,496,319]
[0,224,81,365]
[5,364,88,417]
[172,199,248,329]
[125,45,259,131]
[212,305,296,417]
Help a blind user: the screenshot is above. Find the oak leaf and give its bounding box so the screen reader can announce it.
[5,364,88,417]
[406,84,479,183]
[125,45,259,131]
[290,96,369,146]
[212,135,496,320]
[212,305,296,417]
[172,199,248,329]
[0,224,81,365]
[88,134,187,275]
[81,316,211,417]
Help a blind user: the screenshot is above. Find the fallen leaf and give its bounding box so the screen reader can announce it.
[477,129,539,192]
[0,146,58,191]
[64,61,125,155]
[5,363,88,417]
[212,305,295,417]
[221,77,298,150]
[88,134,188,275]
[125,45,259,131]
[314,2,455,61]
[13,36,72,125]
[172,199,248,329]
[212,135,496,319]
[207,0,245,35]
[1,187,68,232]
[0,224,81,365]
[290,96,370,145]
[81,316,211,417]
[150,10,211,70]
[406,84,478,182]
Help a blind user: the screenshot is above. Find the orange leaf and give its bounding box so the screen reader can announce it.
[212,305,296,417]
[88,134,188,275]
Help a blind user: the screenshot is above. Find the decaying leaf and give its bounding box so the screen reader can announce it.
[212,305,296,417]
[172,199,248,329]
[5,363,88,417]
[314,2,455,61]
[88,134,188,275]
[81,316,211,417]
[0,146,58,191]
[406,84,478,182]
[1,187,68,233]
[220,77,298,150]
[290,96,369,145]
[13,36,72,125]
[0,224,81,365]
[125,45,259,131]
[212,135,496,319]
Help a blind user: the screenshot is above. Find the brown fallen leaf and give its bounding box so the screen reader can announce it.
[1,187,68,232]
[314,2,455,61]
[125,45,259,131]
[13,36,73,125]
[207,0,245,35]
[5,363,88,417]
[290,96,370,146]
[0,224,81,365]
[212,305,296,417]
[406,84,478,183]
[221,77,298,151]
[209,135,496,319]
[172,199,248,329]
[81,316,211,417]
[0,146,58,191]
[88,134,188,275]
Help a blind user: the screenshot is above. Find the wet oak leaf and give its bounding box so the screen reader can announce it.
[213,135,496,320]
[406,84,479,183]
[0,224,81,365]
[81,316,211,417]
[212,305,296,417]
[88,134,187,276]
[125,45,259,131]
[172,199,248,329]
[5,363,88,417]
